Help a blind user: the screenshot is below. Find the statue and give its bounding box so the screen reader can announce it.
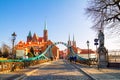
[98,30,104,47]
[97,30,108,68]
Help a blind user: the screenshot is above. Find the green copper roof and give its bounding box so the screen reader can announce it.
[28,31,32,37]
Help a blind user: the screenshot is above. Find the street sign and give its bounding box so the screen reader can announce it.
[94,38,98,45]
[94,43,98,45]
[94,38,98,42]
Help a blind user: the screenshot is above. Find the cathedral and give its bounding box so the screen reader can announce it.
[68,34,76,47]
[15,23,95,60]
[15,22,59,59]
[15,20,81,60]
[27,23,48,43]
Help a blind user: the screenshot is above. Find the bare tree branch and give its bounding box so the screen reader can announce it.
[86,0,120,31]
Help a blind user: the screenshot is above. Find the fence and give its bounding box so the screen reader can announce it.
[108,50,120,63]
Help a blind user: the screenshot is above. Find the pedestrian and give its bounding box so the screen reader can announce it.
[70,56,71,62]
[74,56,77,63]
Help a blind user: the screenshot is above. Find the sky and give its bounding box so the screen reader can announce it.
[0,0,119,50]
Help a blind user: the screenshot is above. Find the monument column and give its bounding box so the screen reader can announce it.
[97,30,108,68]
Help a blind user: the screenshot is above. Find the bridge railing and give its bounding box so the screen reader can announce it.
[0,59,50,72]
[108,50,120,63]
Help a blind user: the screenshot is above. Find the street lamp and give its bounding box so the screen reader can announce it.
[11,32,17,58]
[86,40,90,67]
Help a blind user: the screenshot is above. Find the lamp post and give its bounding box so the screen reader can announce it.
[11,32,17,58]
[86,40,90,67]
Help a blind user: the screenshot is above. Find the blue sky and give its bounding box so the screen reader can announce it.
[0,0,117,50]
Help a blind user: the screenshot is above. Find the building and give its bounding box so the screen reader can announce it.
[59,35,96,59]
[59,49,68,59]
[68,35,76,47]
[77,47,96,59]
[67,34,77,54]
[15,22,59,59]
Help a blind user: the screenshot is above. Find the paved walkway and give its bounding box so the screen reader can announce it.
[74,63,120,80]
[0,60,120,80]
[0,62,49,80]
[23,60,91,80]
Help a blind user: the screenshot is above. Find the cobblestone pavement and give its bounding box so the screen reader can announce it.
[75,63,120,80]
[1,60,120,80]
[23,60,92,80]
[98,67,120,79]
[0,62,48,80]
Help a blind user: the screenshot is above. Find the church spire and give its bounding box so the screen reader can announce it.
[27,31,32,42]
[72,34,76,47]
[69,34,70,41]
[68,34,71,46]
[28,31,32,37]
[44,19,47,30]
[43,19,48,42]
[73,34,75,42]
[32,33,38,42]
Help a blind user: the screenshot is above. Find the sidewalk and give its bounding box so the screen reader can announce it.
[76,63,120,80]
[0,66,38,80]
[0,62,51,80]
[0,61,120,80]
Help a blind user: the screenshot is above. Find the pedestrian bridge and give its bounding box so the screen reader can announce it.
[0,42,88,62]
[0,42,90,73]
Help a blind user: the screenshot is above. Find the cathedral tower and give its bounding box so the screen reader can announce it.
[27,31,32,42]
[72,35,76,47]
[68,34,71,46]
[32,33,38,42]
[43,20,48,42]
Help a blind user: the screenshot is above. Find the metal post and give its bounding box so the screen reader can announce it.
[96,45,99,69]
[94,38,99,69]
[87,40,90,67]
[115,51,116,62]
[97,53,99,70]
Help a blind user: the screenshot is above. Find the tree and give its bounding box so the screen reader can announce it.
[1,44,10,58]
[27,52,34,58]
[2,50,9,58]
[86,0,120,32]
[30,47,35,57]
[0,48,2,57]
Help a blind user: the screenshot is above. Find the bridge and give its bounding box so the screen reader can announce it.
[0,42,90,72]
[0,42,88,62]
[1,42,119,80]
